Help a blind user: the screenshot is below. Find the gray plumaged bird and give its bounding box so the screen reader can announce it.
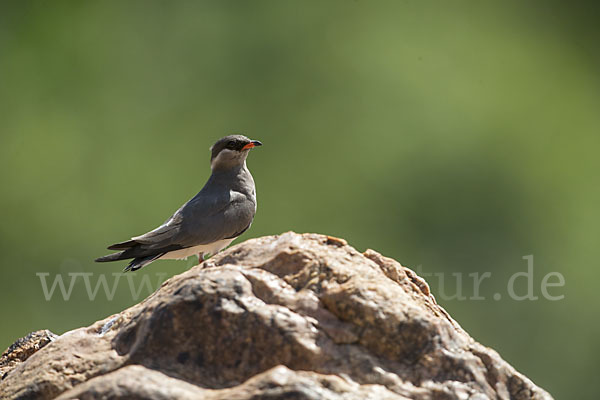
[95,134,262,271]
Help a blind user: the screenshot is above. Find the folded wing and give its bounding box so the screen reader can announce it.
[96,189,255,266]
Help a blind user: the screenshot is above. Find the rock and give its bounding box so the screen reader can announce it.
[0,232,553,399]
[0,330,57,380]
[53,364,405,400]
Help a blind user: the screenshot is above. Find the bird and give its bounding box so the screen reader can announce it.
[95,134,262,271]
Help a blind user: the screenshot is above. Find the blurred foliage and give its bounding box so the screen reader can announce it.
[1,1,599,398]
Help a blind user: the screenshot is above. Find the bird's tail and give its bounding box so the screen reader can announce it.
[95,251,128,263]
[95,250,164,272]
[124,254,164,272]
[107,239,137,250]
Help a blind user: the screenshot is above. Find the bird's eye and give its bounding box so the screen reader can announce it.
[226,141,236,149]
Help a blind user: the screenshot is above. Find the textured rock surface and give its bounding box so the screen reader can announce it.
[0,232,553,399]
[0,330,57,380]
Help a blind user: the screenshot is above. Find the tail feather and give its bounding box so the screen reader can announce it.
[95,251,127,263]
[124,254,164,272]
[96,240,182,271]
[107,239,138,250]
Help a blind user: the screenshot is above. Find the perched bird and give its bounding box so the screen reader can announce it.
[95,135,262,271]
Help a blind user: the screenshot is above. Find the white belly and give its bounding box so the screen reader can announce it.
[159,238,235,260]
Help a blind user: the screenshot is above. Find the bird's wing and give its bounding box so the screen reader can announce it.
[178,189,256,245]
[128,189,255,251]
[129,212,185,249]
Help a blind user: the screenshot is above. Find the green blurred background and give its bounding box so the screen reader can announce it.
[1,1,598,398]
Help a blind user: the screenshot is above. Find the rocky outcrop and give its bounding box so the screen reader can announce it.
[0,232,552,399]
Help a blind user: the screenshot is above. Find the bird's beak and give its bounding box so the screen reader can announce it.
[242,140,263,150]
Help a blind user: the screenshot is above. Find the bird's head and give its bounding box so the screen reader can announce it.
[210,134,262,171]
